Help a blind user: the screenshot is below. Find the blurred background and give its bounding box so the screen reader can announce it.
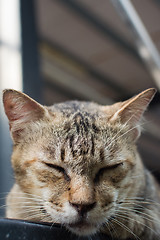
[0,0,160,216]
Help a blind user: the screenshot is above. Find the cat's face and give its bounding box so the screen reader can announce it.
[3,89,156,236]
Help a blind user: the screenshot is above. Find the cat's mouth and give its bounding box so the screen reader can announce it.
[67,219,98,236]
[68,219,89,228]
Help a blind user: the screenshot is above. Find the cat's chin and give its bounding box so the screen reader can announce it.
[66,220,98,236]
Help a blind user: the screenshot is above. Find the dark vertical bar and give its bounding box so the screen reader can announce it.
[0,0,41,217]
[20,0,42,103]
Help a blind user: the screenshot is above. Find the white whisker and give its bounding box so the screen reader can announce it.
[115,212,158,236]
[118,206,160,224]
[111,218,140,240]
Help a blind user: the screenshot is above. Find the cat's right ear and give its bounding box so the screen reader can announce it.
[3,89,47,143]
[110,88,156,141]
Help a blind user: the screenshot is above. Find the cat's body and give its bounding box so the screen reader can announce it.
[3,88,160,239]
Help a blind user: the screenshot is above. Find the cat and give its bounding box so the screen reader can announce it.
[2,88,160,239]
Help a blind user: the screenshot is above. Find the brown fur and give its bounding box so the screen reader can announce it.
[3,88,160,239]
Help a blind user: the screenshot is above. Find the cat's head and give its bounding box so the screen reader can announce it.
[3,88,156,236]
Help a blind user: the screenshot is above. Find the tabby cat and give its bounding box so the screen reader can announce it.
[3,88,160,239]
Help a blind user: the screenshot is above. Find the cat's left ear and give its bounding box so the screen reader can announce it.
[3,89,48,142]
[111,88,156,140]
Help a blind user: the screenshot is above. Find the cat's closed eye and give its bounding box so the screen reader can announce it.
[94,162,123,183]
[43,162,70,181]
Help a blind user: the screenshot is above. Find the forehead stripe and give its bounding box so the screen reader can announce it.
[61,148,65,162]
[91,135,95,156]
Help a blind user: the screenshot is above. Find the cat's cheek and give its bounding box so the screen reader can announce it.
[61,202,79,223]
[95,183,118,208]
[39,186,77,223]
[44,200,78,224]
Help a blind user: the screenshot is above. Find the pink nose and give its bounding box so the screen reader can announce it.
[69,202,96,217]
